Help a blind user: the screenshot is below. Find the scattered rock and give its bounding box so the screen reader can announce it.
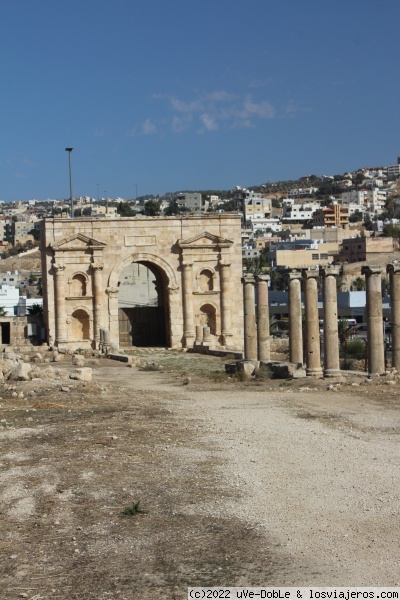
[72,354,86,367]
[8,362,32,381]
[69,368,93,382]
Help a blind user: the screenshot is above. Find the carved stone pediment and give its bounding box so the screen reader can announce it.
[178,231,233,250]
[50,233,106,252]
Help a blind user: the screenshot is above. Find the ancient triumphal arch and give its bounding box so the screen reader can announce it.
[40,215,244,352]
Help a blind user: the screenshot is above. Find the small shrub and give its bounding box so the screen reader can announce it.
[207,371,229,382]
[122,501,148,516]
[255,364,272,380]
[340,339,366,360]
[341,358,354,370]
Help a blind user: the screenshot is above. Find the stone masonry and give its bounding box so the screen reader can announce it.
[40,215,244,352]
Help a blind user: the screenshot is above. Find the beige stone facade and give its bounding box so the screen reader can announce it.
[40,215,244,352]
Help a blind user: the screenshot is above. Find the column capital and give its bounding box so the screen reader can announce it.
[182,261,193,270]
[361,265,384,276]
[53,262,66,273]
[255,274,270,284]
[287,269,302,282]
[302,267,320,281]
[219,260,231,268]
[91,261,104,271]
[241,274,255,285]
[387,262,400,275]
[319,265,341,278]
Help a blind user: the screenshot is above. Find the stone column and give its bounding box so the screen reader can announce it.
[182,262,195,347]
[195,325,203,344]
[256,274,270,361]
[302,269,323,377]
[91,261,104,348]
[287,270,303,365]
[106,286,119,348]
[320,265,340,377]
[203,326,211,344]
[242,275,257,360]
[387,263,400,371]
[219,260,232,345]
[54,262,67,343]
[362,265,385,375]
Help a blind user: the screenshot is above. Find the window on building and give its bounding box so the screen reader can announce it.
[312,254,319,260]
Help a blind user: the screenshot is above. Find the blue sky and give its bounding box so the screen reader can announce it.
[1,0,400,202]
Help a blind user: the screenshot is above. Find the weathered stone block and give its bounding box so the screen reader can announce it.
[72,354,86,366]
[8,363,32,381]
[261,361,306,379]
[69,368,92,382]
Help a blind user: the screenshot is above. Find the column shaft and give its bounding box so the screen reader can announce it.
[182,262,195,347]
[320,266,340,376]
[242,276,257,360]
[303,269,322,377]
[362,265,385,375]
[387,264,400,370]
[219,261,232,345]
[288,271,303,364]
[92,263,104,346]
[256,275,270,361]
[54,264,67,343]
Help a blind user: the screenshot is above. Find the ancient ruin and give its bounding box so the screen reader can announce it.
[40,215,244,353]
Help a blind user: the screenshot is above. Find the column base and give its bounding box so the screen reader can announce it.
[323,368,341,378]
[306,367,323,378]
[221,332,233,345]
[184,334,195,348]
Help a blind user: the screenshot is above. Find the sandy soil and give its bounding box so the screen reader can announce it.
[0,350,399,599]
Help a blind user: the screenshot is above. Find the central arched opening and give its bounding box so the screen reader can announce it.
[117,261,169,347]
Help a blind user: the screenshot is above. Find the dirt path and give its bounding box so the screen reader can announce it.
[0,353,399,599]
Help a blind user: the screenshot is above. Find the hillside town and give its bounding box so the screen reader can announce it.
[0,155,400,335]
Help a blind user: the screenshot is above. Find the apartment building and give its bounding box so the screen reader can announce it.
[339,236,395,263]
[244,196,272,221]
[281,200,321,224]
[312,203,349,228]
[340,189,387,213]
[175,192,202,214]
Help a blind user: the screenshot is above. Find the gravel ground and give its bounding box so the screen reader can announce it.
[165,379,400,586]
[1,351,399,597]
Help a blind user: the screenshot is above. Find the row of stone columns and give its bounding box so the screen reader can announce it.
[242,263,400,376]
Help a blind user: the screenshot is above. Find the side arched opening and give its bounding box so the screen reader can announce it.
[71,309,90,341]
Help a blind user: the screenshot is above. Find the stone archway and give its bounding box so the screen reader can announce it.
[41,216,243,352]
[108,252,179,348]
[117,261,169,347]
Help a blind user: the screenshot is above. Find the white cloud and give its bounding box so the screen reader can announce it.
[200,113,218,131]
[142,118,156,135]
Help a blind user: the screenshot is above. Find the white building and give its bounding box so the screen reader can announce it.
[281,200,321,223]
[340,189,387,213]
[0,284,43,316]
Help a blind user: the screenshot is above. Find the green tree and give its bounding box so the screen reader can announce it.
[352,276,366,291]
[117,202,136,217]
[27,304,43,316]
[349,210,363,223]
[164,199,188,216]
[143,200,161,216]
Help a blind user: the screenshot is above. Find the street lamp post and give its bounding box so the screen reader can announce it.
[65,147,73,218]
